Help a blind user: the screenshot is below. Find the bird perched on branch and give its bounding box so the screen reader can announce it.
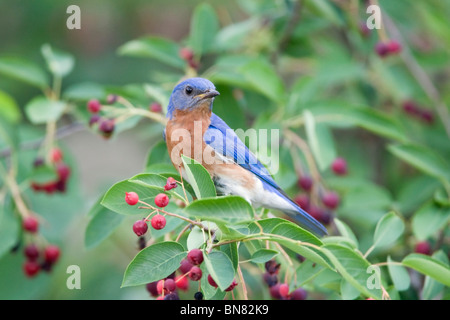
[164,77,327,237]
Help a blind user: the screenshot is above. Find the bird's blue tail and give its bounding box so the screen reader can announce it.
[283,204,328,238]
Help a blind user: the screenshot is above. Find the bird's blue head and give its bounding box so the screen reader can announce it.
[166,77,220,119]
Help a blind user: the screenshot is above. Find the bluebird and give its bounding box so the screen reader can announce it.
[164,77,327,237]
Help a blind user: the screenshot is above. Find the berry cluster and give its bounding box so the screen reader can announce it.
[263,259,307,300]
[402,100,434,125]
[30,148,71,194]
[179,47,198,70]
[126,177,179,240]
[294,157,347,225]
[21,216,61,277]
[86,99,116,139]
[375,40,402,58]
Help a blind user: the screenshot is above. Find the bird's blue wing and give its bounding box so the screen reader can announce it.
[204,113,279,190]
[205,113,327,237]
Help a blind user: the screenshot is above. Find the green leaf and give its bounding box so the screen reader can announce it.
[412,201,450,240]
[184,195,253,223]
[122,241,186,287]
[387,256,410,292]
[145,140,171,168]
[181,155,216,199]
[422,251,448,300]
[372,212,405,249]
[129,173,192,203]
[250,249,279,263]
[239,59,286,103]
[0,204,20,259]
[347,108,408,143]
[0,90,21,124]
[41,44,74,77]
[388,143,450,182]
[204,250,235,291]
[0,57,49,89]
[187,226,206,250]
[189,3,220,57]
[334,218,359,248]
[200,264,226,300]
[402,253,450,287]
[63,82,106,101]
[25,96,66,124]
[322,244,382,299]
[84,196,124,249]
[266,222,331,269]
[101,179,162,215]
[304,110,336,171]
[118,36,184,69]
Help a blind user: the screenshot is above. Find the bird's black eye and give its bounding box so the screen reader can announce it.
[185,86,193,95]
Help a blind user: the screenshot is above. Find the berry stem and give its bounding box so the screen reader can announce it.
[137,200,202,228]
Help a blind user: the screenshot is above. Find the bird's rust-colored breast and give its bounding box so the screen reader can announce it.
[165,105,255,189]
[165,105,213,170]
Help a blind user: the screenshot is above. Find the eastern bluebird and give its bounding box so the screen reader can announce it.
[164,77,327,237]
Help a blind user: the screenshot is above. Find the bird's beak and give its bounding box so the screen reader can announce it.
[196,89,220,100]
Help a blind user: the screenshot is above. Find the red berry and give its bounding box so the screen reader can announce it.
[331,157,348,175]
[359,22,371,37]
[154,193,169,208]
[56,163,71,181]
[279,283,290,298]
[175,275,189,291]
[87,99,101,113]
[98,118,115,138]
[225,279,238,292]
[23,216,39,233]
[51,148,63,163]
[269,283,282,299]
[179,259,194,274]
[89,114,101,127]
[24,244,40,261]
[322,191,340,209]
[33,157,44,168]
[156,280,165,295]
[298,176,313,192]
[207,274,218,288]
[125,192,139,206]
[187,248,204,265]
[189,266,202,281]
[149,102,162,113]
[290,287,308,300]
[106,94,118,104]
[23,260,40,277]
[414,241,431,255]
[375,42,390,57]
[44,245,60,264]
[294,194,310,209]
[165,278,176,292]
[164,177,178,191]
[387,40,402,54]
[133,220,148,236]
[402,100,420,115]
[151,214,166,230]
[420,109,434,124]
[179,47,194,61]
[146,281,159,297]
[263,272,278,287]
[265,259,280,274]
